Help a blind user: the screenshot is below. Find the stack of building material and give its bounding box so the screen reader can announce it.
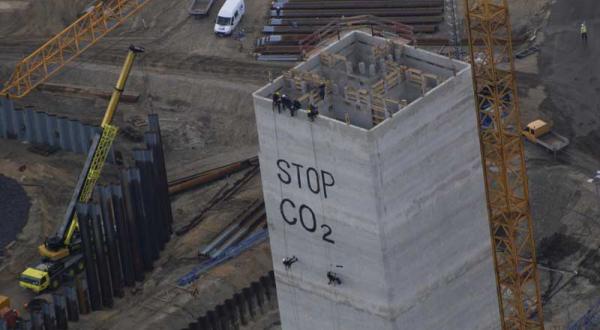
[74,114,172,311]
[22,277,93,330]
[21,114,173,330]
[255,0,444,60]
[178,229,268,287]
[198,199,265,258]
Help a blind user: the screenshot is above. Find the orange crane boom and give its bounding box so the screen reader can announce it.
[464,0,545,329]
[0,0,151,100]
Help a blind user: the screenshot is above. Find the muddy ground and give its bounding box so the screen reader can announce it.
[0,0,599,329]
[524,0,600,326]
[0,0,283,329]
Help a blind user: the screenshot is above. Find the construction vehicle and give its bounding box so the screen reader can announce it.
[189,0,215,16]
[522,119,569,154]
[214,0,246,36]
[19,45,144,293]
[0,296,19,329]
[0,0,151,100]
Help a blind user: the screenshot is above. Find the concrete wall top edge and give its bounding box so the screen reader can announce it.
[253,87,371,134]
[370,65,473,139]
[254,30,474,136]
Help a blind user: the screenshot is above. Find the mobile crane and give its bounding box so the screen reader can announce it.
[18,46,144,293]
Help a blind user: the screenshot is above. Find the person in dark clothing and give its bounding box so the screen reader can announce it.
[290,99,301,117]
[318,83,326,100]
[281,94,292,113]
[327,271,341,285]
[272,91,282,113]
[307,103,319,122]
[275,5,282,17]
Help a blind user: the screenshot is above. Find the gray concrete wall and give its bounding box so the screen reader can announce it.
[253,31,500,330]
[253,93,395,329]
[372,65,501,329]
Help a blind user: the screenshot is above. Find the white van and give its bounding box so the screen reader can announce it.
[214,0,245,36]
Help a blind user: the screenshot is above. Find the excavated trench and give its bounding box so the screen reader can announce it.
[0,174,30,251]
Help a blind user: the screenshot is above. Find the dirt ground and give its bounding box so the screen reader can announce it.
[1,0,599,329]
[524,0,600,326]
[0,0,283,329]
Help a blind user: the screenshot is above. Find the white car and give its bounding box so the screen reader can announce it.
[214,0,245,36]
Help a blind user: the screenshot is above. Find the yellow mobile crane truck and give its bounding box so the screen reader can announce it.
[18,45,144,293]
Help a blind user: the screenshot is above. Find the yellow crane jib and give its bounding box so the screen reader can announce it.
[0,0,150,100]
[20,46,144,293]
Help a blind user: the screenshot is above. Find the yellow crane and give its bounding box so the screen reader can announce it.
[464,0,544,329]
[19,46,144,293]
[0,0,151,100]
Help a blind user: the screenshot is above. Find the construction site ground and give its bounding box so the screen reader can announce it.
[0,0,599,329]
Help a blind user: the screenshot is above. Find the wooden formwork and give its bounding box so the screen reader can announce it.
[284,69,331,100]
[371,94,386,125]
[344,86,358,103]
[372,41,393,60]
[372,80,385,95]
[358,89,370,105]
[320,52,349,68]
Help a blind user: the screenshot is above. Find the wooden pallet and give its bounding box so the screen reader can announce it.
[320,52,348,68]
[358,88,370,105]
[407,67,423,86]
[384,70,400,89]
[344,86,358,103]
[372,80,385,95]
[372,42,392,59]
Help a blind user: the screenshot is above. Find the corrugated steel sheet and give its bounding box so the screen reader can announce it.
[0,96,114,161]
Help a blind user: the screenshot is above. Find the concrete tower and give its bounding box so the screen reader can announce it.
[253,31,500,330]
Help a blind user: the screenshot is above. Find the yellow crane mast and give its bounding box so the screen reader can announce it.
[464,1,545,329]
[0,0,151,100]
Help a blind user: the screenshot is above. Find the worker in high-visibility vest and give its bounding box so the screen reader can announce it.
[581,22,588,42]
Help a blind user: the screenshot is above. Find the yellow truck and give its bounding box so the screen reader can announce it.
[522,119,569,153]
[19,255,84,293]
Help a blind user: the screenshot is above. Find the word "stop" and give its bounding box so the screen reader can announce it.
[276,159,335,198]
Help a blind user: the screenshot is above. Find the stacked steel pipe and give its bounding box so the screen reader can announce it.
[255,0,444,60]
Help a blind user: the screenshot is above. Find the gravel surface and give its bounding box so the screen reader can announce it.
[0,175,30,250]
